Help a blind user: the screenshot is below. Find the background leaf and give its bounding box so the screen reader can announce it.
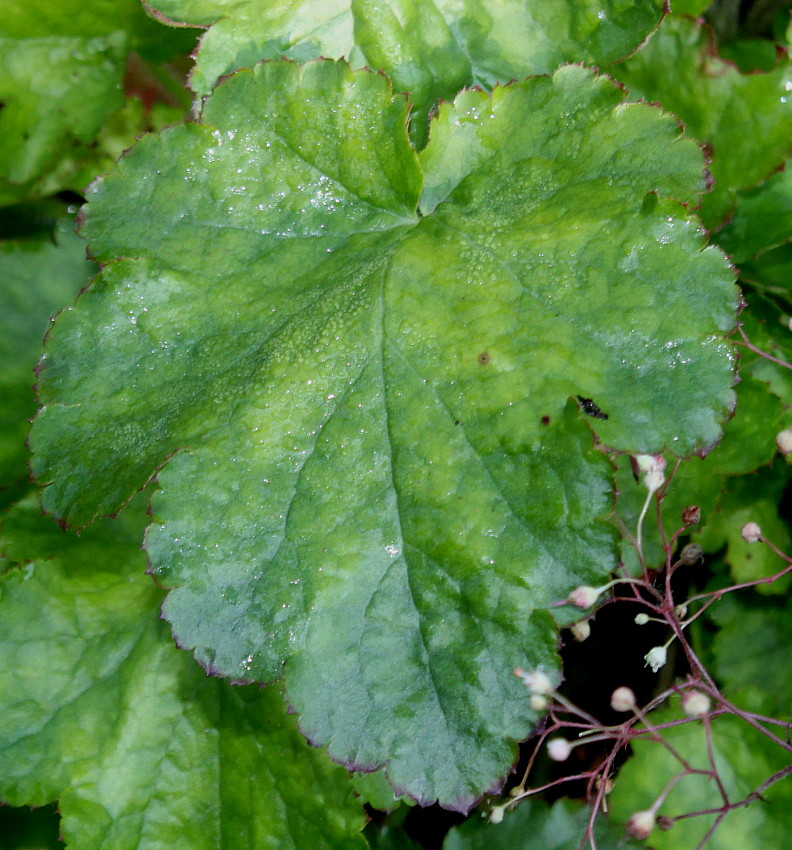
[0,215,96,502]
[609,700,792,849]
[0,494,368,850]
[610,15,792,229]
[147,0,665,141]
[442,798,640,849]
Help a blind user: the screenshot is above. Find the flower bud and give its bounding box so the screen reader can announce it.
[741,522,762,543]
[679,543,703,565]
[627,810,656,840]
[682,505,701,525]
[776,426,792,456]
[530,694,549,712]
[682,690,711,717]
[547,738,572,762]
[634,613,650,625]
[644,645,668,673]
[567,585,600,608]
[674,604,688,620]
[644,469,665,494]
[610,686,637,712]
[489,804,506,824]
[570,620,591,642]
[514,668,554,695]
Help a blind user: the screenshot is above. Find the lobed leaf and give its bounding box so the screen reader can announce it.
[31,60,737,809]
[0,494,368,850]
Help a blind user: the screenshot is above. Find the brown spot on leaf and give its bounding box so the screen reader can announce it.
[478,352,491,365]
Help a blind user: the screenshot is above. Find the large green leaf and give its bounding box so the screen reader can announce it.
[611,16,792,229]
[609,699,792,849]
[31,60,737,809]
[147,0,665,125]
[0,217,97,496]
[0,494,367,850]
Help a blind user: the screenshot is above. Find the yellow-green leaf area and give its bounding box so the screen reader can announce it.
[31,61,737,809]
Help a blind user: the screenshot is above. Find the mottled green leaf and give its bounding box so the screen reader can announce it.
[0,218,97,495]
[609,700,792,849]
[31,61,737,809]
[711,595,792,716]
[611,16,792,228]
[716,164,792,262]
[443,798,641,849]
[0,494,367,850]
[148,0,664,131]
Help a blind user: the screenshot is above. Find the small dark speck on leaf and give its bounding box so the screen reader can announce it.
[541,415,551,425]
[577,396,608,420]
[478,352,491,365]
[454,420,461,426]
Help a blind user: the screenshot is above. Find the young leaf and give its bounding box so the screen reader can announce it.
[31,60,737,809]
[0,494,368,850]
[611,16,792,229]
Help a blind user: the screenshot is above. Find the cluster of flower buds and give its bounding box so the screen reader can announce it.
[514,667,555,712]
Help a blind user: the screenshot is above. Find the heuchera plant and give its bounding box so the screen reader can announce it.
[1,1,791,848]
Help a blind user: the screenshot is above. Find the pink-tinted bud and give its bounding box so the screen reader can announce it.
[682,691,711,717]
[682,505,701,525]
[567,585,600,608]
[776,426,792,456]
[610,686,637,712]
[627,810,656,840]
[547,738,572,761]
[740,522,762,543]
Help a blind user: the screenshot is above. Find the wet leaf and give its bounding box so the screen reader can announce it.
[31,60,737,809]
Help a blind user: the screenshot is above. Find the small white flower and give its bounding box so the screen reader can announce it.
[682,691,711,717]
[644,645,668,673]
[634,613,650,625]
[741,522,762,543]
[610,686,636,712]
[635,454,666,494]
[547,738,572,761]
[627,809,656,840]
